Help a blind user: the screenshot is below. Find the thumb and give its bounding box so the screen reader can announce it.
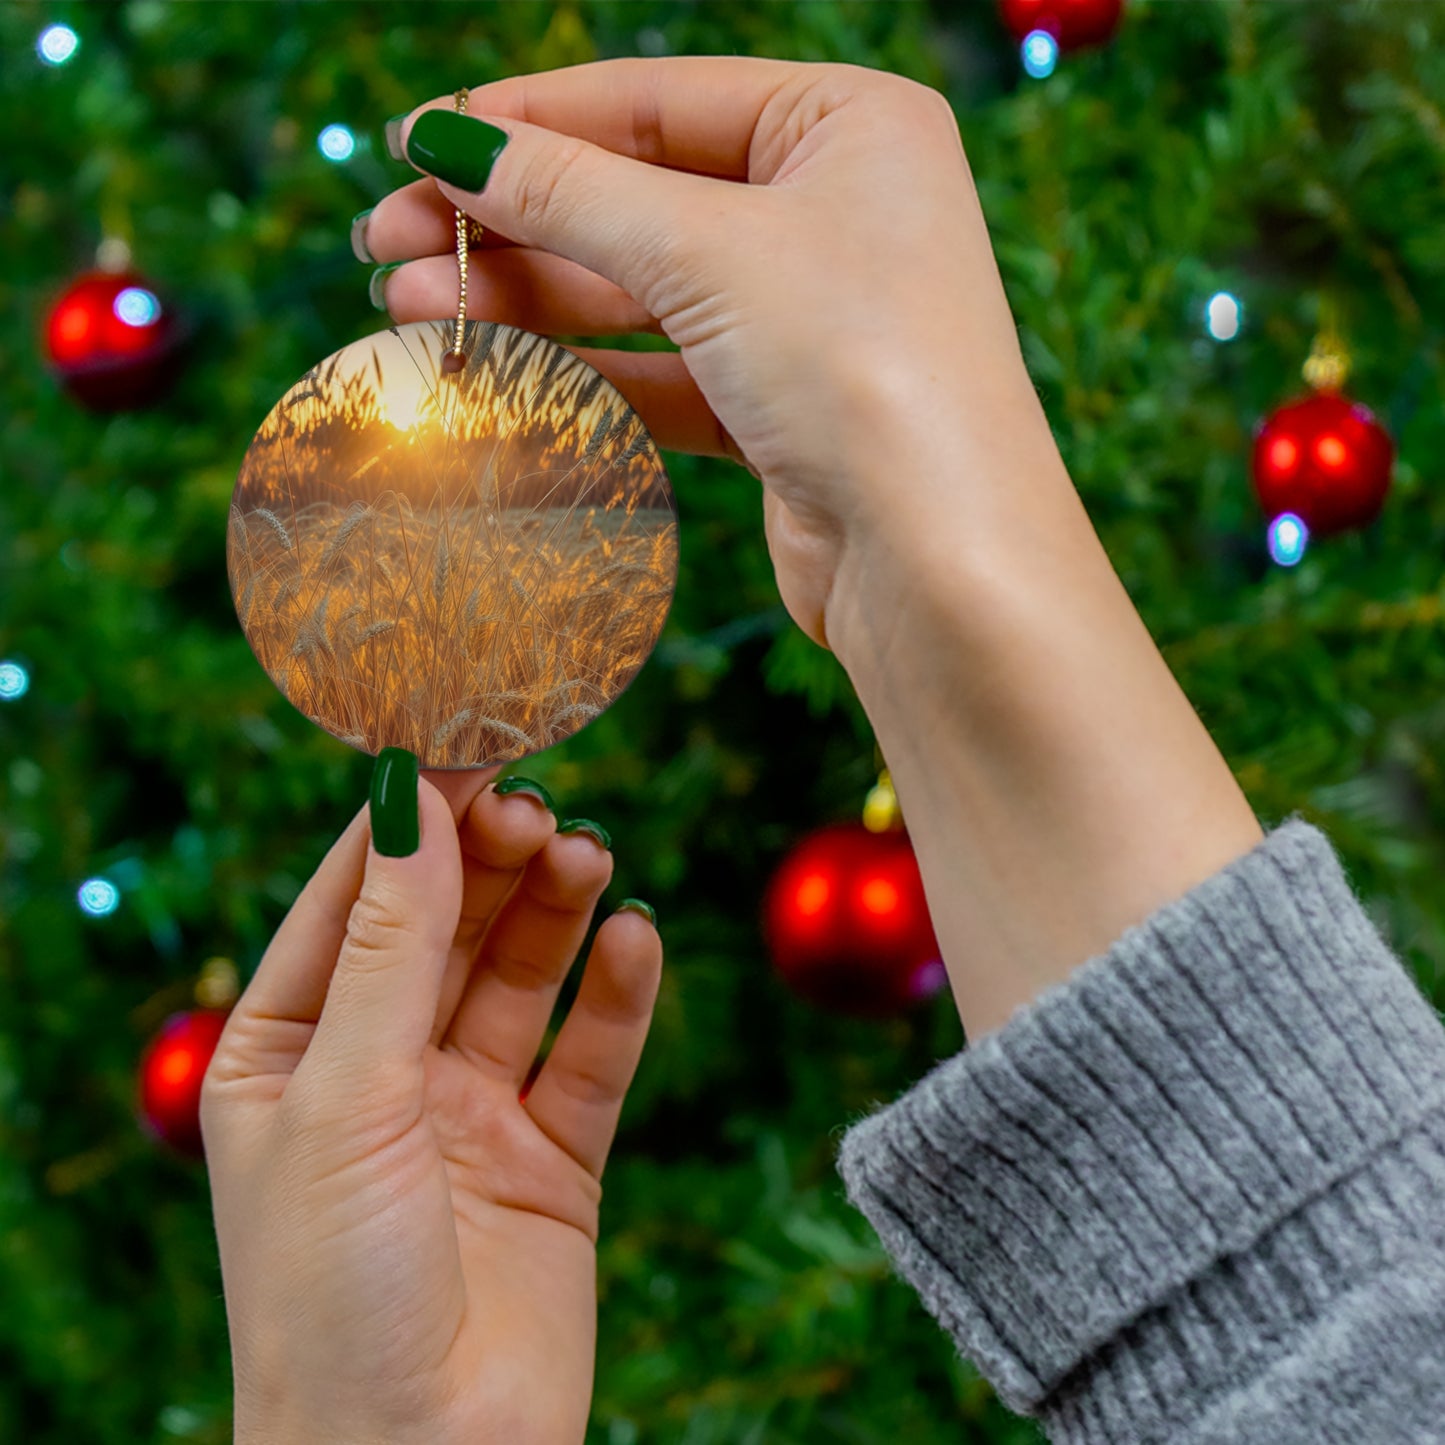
[397,105,742,317]
[303,750,463,1090]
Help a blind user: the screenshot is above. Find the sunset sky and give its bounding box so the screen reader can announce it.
[236,319,673,521]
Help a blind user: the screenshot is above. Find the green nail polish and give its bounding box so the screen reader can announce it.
[405,110,510,192]
[370,747,419,857]
[493,775,556,812]
[558,818,612,851]
[384,113,409,162]
[617,897,656,926]
[350,208,375,264]
[369,261,403,311]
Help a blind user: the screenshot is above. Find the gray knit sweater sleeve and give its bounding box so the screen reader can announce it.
[835,819,1445,1443]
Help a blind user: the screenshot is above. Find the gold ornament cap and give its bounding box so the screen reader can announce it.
[1302,332,1350,393]
[863,767,903,833]
[1303,296,1350,392]
[195,956,240,1010]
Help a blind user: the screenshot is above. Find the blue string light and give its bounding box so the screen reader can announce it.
[1268,512,1309,568]
[37,24,79,66]
[114,287,162,328]
[78,878,121,917]
[0,661,29,701]
[1022,30,1059,79]
[318,124,357,162]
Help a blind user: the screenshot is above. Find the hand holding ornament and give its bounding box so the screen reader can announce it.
[204,764,660,1445]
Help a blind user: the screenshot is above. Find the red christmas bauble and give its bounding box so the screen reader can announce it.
[44,269,182,410]
[763,822,945,1017]
[137,1009,230,1157]
[1251,392,1394,537]
[998,0,1124,49]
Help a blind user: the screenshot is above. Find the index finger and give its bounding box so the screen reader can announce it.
[400,55,807,181]
[215,772,491,1047]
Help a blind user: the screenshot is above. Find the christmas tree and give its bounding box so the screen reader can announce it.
[2,3,1443,1442]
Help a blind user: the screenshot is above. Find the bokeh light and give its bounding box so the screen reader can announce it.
[37,24,79,66]
[1267,436,1299,476]
[1022,30,1059,79]
[114,287,162,328]
[77,878,121,917]
[910,958,948,1001]
[859,876,900,918]
[317,124,356,162]
[1205,291,1242,341]
[794,872,831,918]
[0,661,29,700]
[158,1045,200,1087]
[1268,512,1309,567]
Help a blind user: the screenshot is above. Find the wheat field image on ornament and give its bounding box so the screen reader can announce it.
[228,320,678,768]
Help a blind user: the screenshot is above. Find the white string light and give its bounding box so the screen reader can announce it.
[318,124,356,162]
[1267,512,1309,567]
[78,878,121,917]
[37,24,79,66]
[1022,30,1059,79]
[0,660,29,700]
[1205,291,1243,342]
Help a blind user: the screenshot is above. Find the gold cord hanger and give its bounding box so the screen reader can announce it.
[443,87,486,374]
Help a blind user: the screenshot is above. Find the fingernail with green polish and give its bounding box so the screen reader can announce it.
[405,110,510,192]
[384,113,409,162]
[369,261,403,311]
[350,208,375,264]
[617,897,656,926]
[370,747,420,857]
[493,775,556,812]
[558,818,612,851]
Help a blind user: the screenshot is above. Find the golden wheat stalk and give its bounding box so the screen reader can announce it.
[433,533,451,607]
[318,502,370,570]
[431,707,476,748]
[254,508,294,551]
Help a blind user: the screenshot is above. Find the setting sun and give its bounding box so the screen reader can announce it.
[379,363,436,432]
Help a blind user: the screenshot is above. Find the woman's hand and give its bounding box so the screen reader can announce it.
[361,59,1262,1040]
[201,765,661,1445]
[361,56,1056,659]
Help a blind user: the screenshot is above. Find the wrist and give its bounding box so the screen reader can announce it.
[826,424,1262,1039]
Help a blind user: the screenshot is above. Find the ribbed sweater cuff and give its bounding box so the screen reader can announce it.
[836,819,1445,1433]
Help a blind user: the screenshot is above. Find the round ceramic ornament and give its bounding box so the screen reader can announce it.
[229,90,675,770]
[228,317,677,768]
